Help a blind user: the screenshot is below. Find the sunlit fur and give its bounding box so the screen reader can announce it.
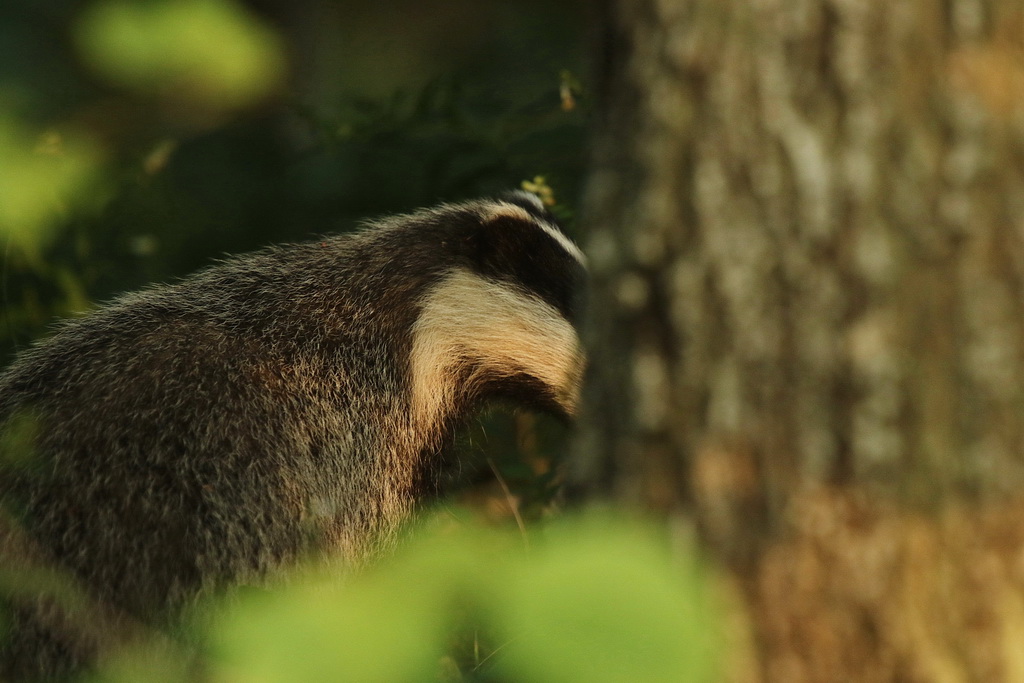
[0,192,586,680]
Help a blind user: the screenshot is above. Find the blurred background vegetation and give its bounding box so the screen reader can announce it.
[0,0,589,343]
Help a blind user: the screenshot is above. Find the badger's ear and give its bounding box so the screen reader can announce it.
[472,204,547,272]
[470,202,586,323]
[496,190,549,217]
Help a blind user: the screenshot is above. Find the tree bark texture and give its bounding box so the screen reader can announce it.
[577,1,1024,680]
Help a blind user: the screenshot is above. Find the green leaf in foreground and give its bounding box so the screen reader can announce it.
[206,512,723,682]
[493,517,722,683]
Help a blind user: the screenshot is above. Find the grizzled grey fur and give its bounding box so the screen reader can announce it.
[0,192,586,680]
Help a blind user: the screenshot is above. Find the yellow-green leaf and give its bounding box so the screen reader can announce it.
[75,0,285,110]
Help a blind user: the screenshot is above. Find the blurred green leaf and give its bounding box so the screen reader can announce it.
[75,0,285,110]
[494,516,722,683]
[212,579,444,683]
[201,512,723,683]
[0,119,105,255]
[87,643,195,683]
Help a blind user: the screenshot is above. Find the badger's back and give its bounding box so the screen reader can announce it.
[0,193,585,680]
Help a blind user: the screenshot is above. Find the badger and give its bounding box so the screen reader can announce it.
[0,191,586,680]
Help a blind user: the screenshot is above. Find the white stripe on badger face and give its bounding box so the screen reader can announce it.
[409,268,584,437]
[483,203,588,268]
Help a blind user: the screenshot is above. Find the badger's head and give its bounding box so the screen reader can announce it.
[409,191,587,432]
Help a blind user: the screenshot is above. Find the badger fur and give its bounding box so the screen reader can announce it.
[0,191,586,680]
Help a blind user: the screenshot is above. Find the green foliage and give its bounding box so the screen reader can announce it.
[0,0,291,355]
[75,0,285,110]
[0,119,105,258]
[196,512,723,683]
[492,518,720,683]
[295,75,588,218]
[0,0,283,255]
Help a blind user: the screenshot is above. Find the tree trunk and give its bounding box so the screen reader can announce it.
[577,1,1024,680]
